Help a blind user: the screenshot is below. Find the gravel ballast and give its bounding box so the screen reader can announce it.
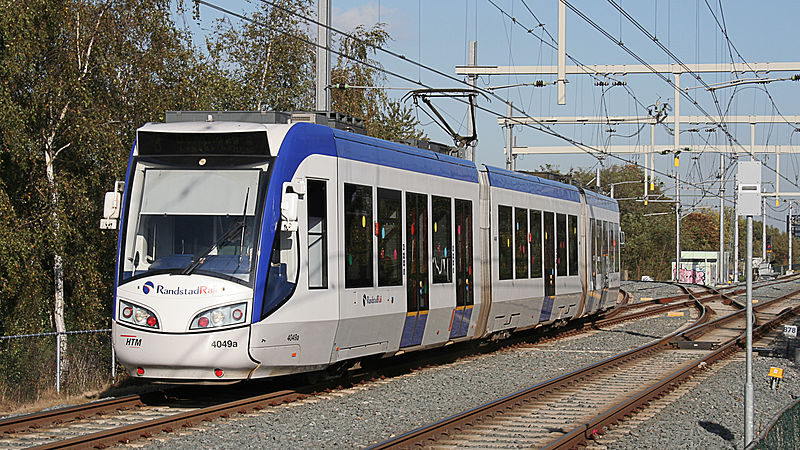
[134,280,800,449]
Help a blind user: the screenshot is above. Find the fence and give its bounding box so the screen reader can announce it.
[748,397,800,449]
[0,329,115,403]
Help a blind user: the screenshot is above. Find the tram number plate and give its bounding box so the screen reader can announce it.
[211,340,238,348]
[783,325,798,338]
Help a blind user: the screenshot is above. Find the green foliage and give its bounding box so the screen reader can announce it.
[331,23,424,141]
[206,0,315,111]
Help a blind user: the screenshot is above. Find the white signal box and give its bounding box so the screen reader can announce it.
[737,161,762,217]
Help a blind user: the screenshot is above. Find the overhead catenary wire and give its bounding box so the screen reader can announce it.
[604,0,800,192]
[201,0,745,202]
[567,0,800,193]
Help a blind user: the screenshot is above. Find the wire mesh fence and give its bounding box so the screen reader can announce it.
[0,329,115,404]
[750,397,800,450]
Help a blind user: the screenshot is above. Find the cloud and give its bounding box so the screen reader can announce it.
[332,2,401,34]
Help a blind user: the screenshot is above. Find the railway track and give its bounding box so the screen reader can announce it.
[370,279,800,449]
[0,279,792,449]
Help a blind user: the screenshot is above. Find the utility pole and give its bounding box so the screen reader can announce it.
[738,160,761,447]
[745,213,754,444]
[466,41,478,162]
[315,0,331,112]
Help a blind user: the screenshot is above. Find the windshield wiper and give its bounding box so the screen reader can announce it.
[181,188,251,276]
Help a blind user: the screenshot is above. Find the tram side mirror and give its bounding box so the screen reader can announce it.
[281,183,299,232]
[620,231,626,246]
[100,181,124,230]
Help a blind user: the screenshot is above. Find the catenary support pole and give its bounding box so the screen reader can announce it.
[745,215,754,445]
[790,202,794,274]
[720,153,725,283]
[557,0,566,105]
[734,174,739,281]
[762,196,767,260]
[505,101,513,170]
[676,172,681,281]
[466,41,478,162]
[315,0,331,112]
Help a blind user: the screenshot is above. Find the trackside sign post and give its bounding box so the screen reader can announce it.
[738,160,761,447]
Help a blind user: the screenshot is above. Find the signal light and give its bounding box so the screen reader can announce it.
[198,317,209,328]
[214,368,224,378]
[146,316,157,327]
[136,367,144,376]
[122,307,133,318]
[232,309,243,321]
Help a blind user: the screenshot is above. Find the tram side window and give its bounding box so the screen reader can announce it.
[344,183,373,288]
[530,210,542,278]
[568,215,578,276]
[498,205,513,280]
[378,188,402,286]
[590,218,597,276]
[432,196,452,284]
[455,199,474,305]
[307,180,328,289]
[601,220,608,272]
[615,223,621,272]
[556,213,567,276]
[515,207,528,279]
[613,222,618,271]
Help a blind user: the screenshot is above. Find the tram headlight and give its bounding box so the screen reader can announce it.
[190,303,247,330]
[118,300,159,329]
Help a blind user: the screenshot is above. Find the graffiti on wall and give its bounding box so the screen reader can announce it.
[672,264,717,285]
[674,267,706,285]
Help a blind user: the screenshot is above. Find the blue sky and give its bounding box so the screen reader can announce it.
[188,1,800,226]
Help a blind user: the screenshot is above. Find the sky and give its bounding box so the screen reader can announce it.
[185,1,800,227]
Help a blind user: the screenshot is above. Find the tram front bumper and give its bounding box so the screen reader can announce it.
[113,322,257,380]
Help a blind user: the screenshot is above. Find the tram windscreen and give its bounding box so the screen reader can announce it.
[121,168,262,284]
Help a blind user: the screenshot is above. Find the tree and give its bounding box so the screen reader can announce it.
[206,0,315,111]
[0,0,227,395]
[330,23,423,141]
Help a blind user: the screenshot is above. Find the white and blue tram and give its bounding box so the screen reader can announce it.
[108,111,621,381]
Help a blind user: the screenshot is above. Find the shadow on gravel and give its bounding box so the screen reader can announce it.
[598,329,661,339]
[698,420,734,441]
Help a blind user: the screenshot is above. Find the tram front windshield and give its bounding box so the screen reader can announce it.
[120,168,263,285]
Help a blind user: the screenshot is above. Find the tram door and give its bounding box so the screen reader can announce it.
[451,199,474,338]
[543,211,556,297]
[401,193,428,347]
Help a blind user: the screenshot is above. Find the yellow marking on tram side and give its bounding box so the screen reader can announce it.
[419,310,429,316]
[465,305,474,310]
